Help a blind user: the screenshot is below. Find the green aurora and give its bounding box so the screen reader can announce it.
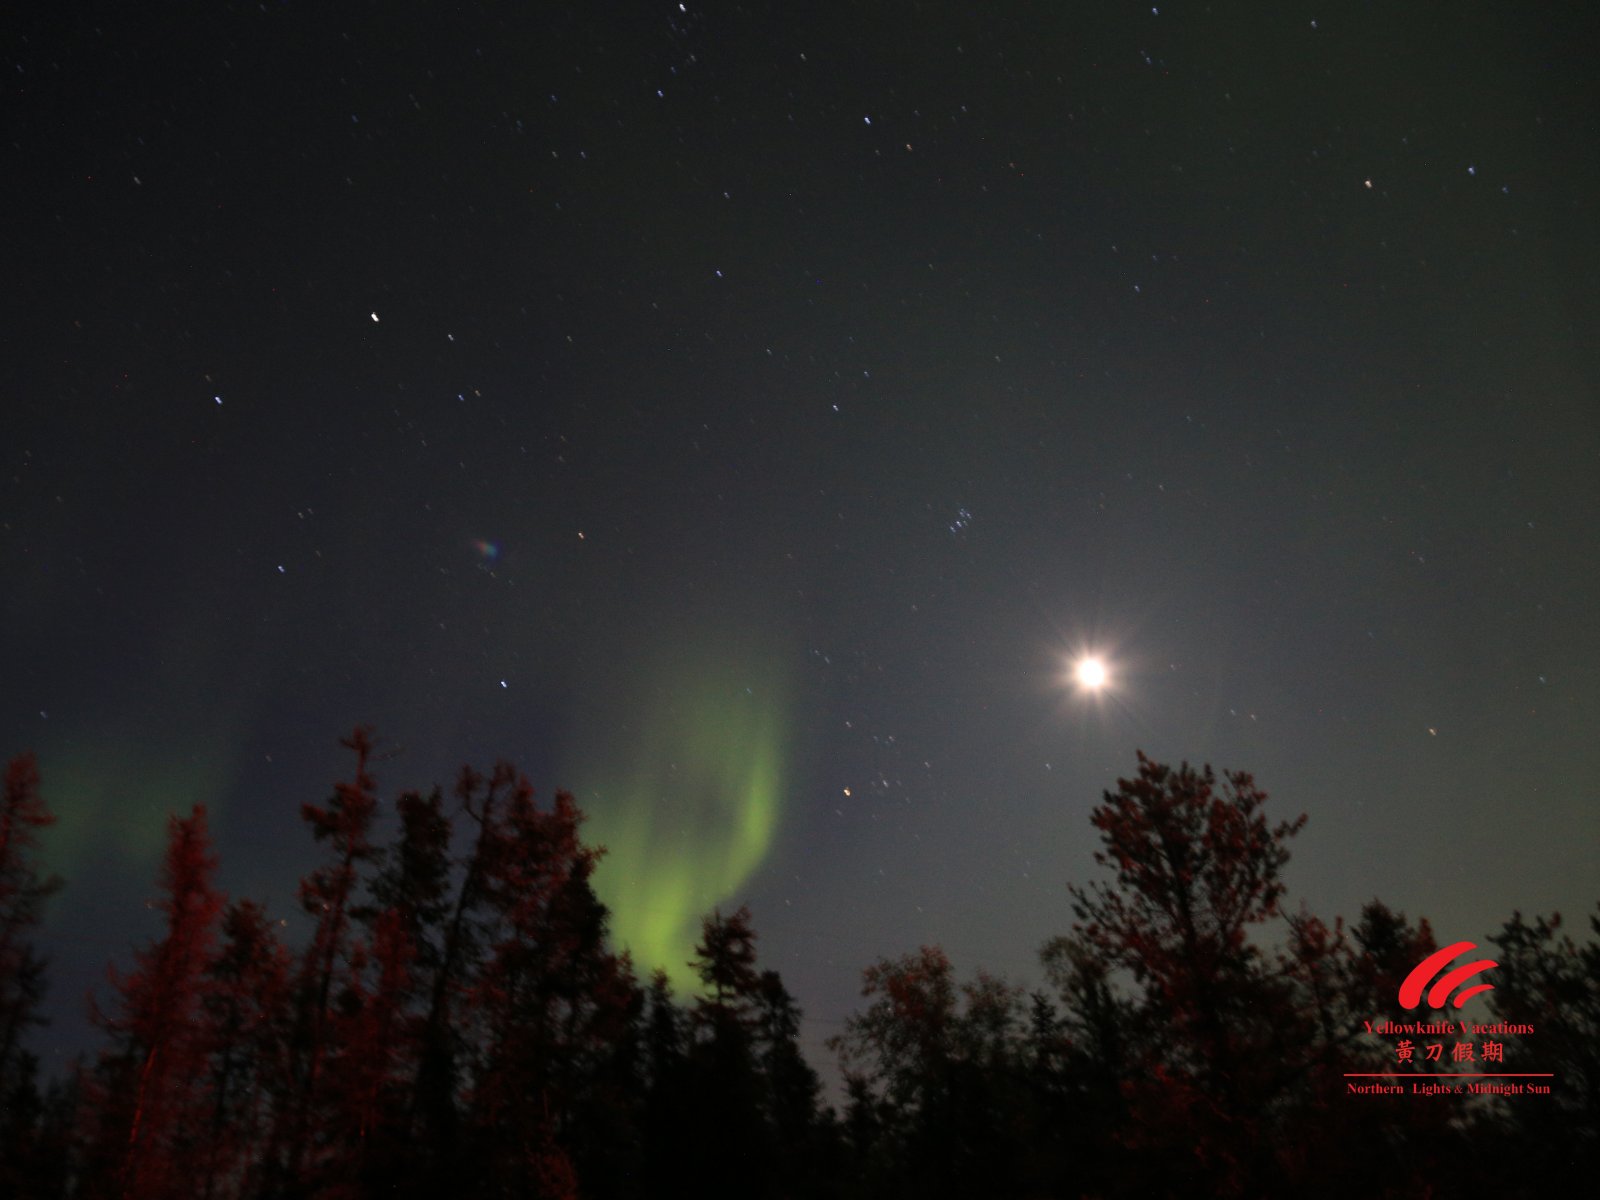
[566,639,789,992]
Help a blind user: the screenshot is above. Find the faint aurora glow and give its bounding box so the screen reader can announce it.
[566,635,789,991]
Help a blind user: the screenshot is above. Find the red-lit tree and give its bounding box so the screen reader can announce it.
[1271,900,1470,1195]
[0,753,60,1104]
[834,946,960,1116]
[321,905,418,1195]
[271,727,382,1192]
[0,753,63,1200]
[464,779,636,1198]
[81,805,225,1200]
[360,788,452,979]
[1346,898,1439,1025]
[1069,753,1305,1054]
[1067,752,1306,1195]
[195,899,293,1200]
[831,945,1029,1199]
[343,785,453,1190]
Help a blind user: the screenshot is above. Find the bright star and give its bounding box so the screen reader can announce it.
[1075,657,1109,690]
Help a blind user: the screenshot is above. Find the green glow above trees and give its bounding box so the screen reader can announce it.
[569,639,788,992]
[36,738,239,877]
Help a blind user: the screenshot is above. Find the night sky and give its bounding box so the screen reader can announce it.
[6,1,1597,1078]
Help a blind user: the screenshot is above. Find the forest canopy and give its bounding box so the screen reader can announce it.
[1,733,1594,1199]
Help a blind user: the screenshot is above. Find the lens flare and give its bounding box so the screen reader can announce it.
[1075,656,1109,690]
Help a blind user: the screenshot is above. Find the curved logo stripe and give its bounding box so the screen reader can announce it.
[1398,941,1498,1010]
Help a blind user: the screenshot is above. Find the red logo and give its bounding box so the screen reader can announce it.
[1398,941,1498,1009]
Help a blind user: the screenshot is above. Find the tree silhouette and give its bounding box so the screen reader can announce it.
[359,787,452,979]
[753,967,832,1196]
[1,732,1591,1199]
[655,905,835,1200]
[679,907,776,1198]
[1481,905,1600,1187]
[639,968,696,1196]
[1036,933,1133,1192]
[400,763,513,1185]
[269,727,383,1194]
[832,945,1031,1199]
[1066,752,1306,1194]
[0,754,60,1107]
[465,779,636,1198]
[321,906,417,1194]
[81,806,225,1200]
[342,786,450,1193]
[196,900,292,1200]
[692,906,762,1039]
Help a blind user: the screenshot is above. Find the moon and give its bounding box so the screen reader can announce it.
[1075,656,1109,690]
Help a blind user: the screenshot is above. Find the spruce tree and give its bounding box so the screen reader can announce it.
[0,754,60,1104]
[82,806,225,1200]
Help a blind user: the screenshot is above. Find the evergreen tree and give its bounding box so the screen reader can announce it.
[2,1065,76,1200]
[0,1050,47,1199]
[692,906,762,1039]
[196,899,293,1200]
[361,789,452,968]
[754,967,830,1195]
[639,969,694,1196]
[344,785,452,1193]
[642,968,684,1088]
[19,729,1586,1199]
[81,806,225,1200]
[681,907,774,1197]
[464,779,636,1198]
[1346,898,1439,1028]
[1036,934,1133,1194]
[271,726,382,1194]
[0,753,60,1105]
[402,763,512,1186]
[644,907,833,1199]
[1480,904,1600,1188]
[324,905,418,1196]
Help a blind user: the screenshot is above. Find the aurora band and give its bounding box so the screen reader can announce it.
[565,634,789,992]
